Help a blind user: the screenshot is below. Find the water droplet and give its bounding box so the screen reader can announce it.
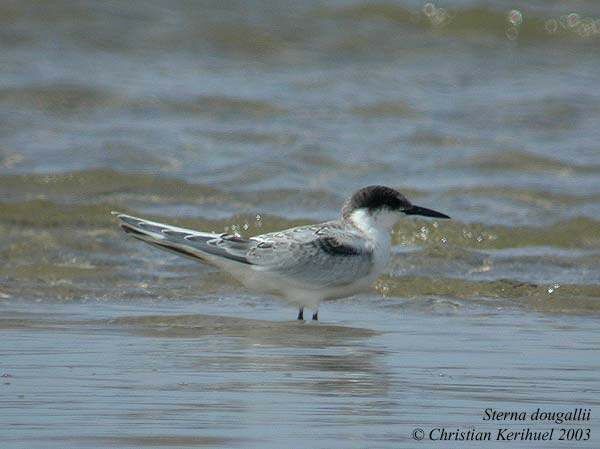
[375,280,390,297]
[423,3,435,17]
[508,9,522,26]
[567,13,580,28]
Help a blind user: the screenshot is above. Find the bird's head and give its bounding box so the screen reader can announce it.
[342,185,450,232]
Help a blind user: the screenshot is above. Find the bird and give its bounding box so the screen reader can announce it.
[113,185,450,321]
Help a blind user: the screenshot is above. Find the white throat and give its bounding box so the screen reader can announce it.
[348,209,396,243]
[348,208,394,277]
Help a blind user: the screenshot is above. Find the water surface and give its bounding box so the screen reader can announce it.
[1,0,600,447]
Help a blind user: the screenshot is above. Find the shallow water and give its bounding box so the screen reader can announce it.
[2,298,600,449]
[1,0,600,448]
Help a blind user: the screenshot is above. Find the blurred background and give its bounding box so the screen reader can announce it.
[1,1,600,448]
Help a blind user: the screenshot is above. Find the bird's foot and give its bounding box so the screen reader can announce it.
[312,310,318,321]
[297,307,304,321]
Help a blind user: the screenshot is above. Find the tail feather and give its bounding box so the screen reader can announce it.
[112,212,252,266]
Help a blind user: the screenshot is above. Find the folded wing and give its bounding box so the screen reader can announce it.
[246,223,374,288]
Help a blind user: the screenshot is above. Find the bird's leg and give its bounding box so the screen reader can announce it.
[312,309,318,321]
[297,306,304,320]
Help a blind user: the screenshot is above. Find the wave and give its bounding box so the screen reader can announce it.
[445,186,600,206]
[0,196,598,248]
[130,95,285,118]
[1,167,599,249]
[3,169,597,205]
[0,84,284,118]
[327,3,600,42]
[462,150,600,174]
[0,170,343,219]
[3,2,599,69]
[377,275,600,314]
[392,216,600,249]
[351,100,417,118]
[0,84,121,114]
[0,169,228,203]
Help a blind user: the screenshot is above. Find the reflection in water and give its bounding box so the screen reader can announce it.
[110,313,391,397]
[110,313,377,344]
[1,301,600,449]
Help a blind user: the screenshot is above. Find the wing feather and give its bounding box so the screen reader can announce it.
[246,223,374,288]
[113,212,252,265]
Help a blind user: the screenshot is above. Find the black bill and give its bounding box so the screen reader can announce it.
[404,205,450,219]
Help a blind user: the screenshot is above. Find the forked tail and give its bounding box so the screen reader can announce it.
[113,212,252,265]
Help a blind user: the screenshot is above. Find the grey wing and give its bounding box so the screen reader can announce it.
[245,223,374,288]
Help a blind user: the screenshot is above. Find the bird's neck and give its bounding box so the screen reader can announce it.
[347,209,393,247]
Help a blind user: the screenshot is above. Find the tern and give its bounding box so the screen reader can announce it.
[114,185,449,320]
